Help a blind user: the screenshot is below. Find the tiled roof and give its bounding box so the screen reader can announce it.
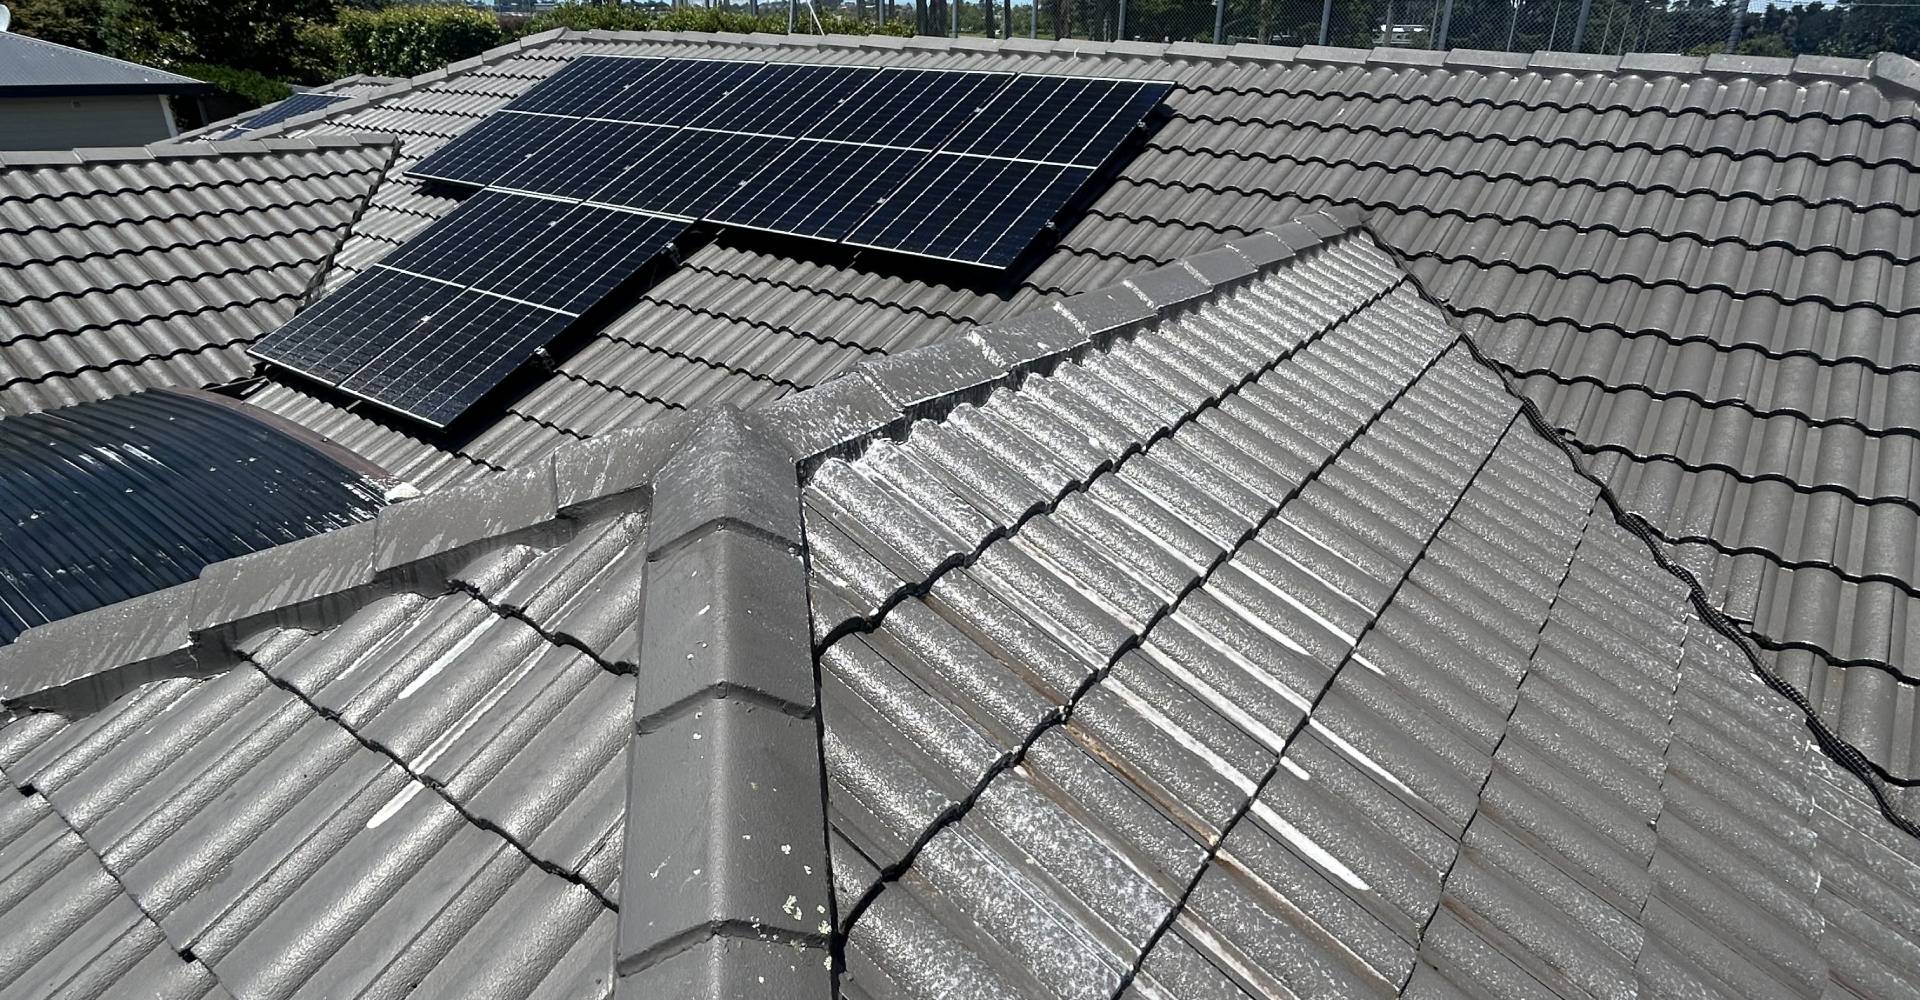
[0,214,1914,1000]
[0,32,210,95]
[197,29,1920,799]
[0,138,392,416]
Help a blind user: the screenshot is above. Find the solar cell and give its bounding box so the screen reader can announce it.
[336,292,574,427]
[492,121,671,200]
[408,112,585,189]
[478,205,686,312]
[688,62,877,138]
[807,69,1012,149]
[378,190,575,287]
[707,142,926,241]
[218,92,347,138]
[943,76,1170,166]
[504,55,664,117]
[251,269,462,386]
[845,154,1091,268]
[589,131,785,218]
[544,57,762,126]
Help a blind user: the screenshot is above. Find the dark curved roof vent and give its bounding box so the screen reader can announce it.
[0,389,391,643]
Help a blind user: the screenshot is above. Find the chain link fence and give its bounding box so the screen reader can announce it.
[785,0,1917,60]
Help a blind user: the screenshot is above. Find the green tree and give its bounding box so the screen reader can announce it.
[338,5,504,77]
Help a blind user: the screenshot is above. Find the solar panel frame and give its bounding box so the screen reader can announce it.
[475,204,687,313]
[805,68,1014,150]
[250,269,463,388]
[407,112,590,189]
[843,154,1093,268]
[687,62,879,139]
[705,141,929,242]
[490,120,672,200]
[335,291,576,428]
[942,76,1174,166]
[586,130,787,219]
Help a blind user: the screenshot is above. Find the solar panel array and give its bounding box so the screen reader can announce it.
[409,57,1170,267]
[252,191,685,427]
[253,57,1166,430]
[214,92,348,139]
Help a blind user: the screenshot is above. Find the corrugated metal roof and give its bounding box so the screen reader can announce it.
[0,214,1915,999]
[0,138,393,416]
[191,28,1920,801]
[0,32,209,94]
[0,389,389,644]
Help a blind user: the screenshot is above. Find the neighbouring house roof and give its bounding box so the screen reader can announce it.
[0,388,393,644]
[123,29,1920,814]
[0,214,1915,1000]
[0,32,213,97]
[0,138,392,416]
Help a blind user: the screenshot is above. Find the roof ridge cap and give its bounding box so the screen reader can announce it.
[1869,51,1920,99]
[759,206,1367,469]
[0,133,397,169]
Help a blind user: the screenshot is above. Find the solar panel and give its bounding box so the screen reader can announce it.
[409,112,586,189]
[493,121,671,200]
[252,269,462,386]
[845,155,1092,268]
[217,92,347,138]
[336,292,574,427]
[707,142,927,241]
[689,62,878,138]
[252,191,687,426]
[807,69,1012,149]
[504,56,665,117]
[944,77,1174,166]
[589,131,786,218]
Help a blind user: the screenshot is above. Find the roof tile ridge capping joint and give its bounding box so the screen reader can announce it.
[0,759,231,986]
[765,204,1369,482]
[1359,222,1920,841]
[1356,220,1920,836]
[291,139,403,313]
[614,404,837,998]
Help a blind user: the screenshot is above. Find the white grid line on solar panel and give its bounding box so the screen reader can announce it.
[582,131,785,218]
[685,62,877,139]
[336,293,573,427]
[803,68,1014,151]
[942,76,1170,167]
[704,142,926,241]
[370,264,577,315]
[504,56,759,126]
[479,209,686,313]
[250,269,459,385]
[843,155,1090,267]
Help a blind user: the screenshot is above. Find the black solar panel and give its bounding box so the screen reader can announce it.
[252,269,461,386]
[589,131,786,218]
[379,190,576,287]
[493,121,670,200]
[846,155,1091,268]
[707,142,927,241]
[504,55,665,117]
[253,191,687,426]
[408,112,585,189]
[336,292,574,427]
[690,62,878,138]
[807,69,1012,149]
[217,92,348,138]
[944,77,1174,165]
[479,204,687,312]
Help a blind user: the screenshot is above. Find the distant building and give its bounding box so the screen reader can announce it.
[0,30,212,150]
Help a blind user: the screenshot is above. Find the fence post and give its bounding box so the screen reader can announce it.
[1435,0,1453,47]
[1118,0,1126,39]
[1213,0,1225,43]
[1506,0,1518,49]
[1726,0,1744,49]
[1318,0,1331,43]
[952,0,959,35]
[788,0,796,30]
[1571,0,1593,49]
